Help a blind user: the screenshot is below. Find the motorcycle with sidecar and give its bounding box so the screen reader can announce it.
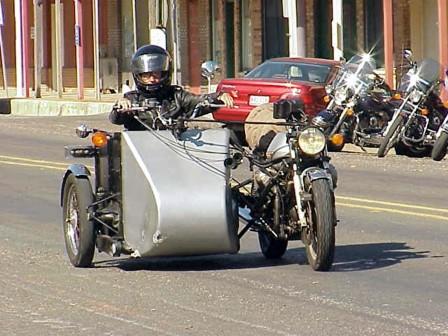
[60,99,338,271]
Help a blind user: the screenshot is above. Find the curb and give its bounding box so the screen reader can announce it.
[2,98,114,116]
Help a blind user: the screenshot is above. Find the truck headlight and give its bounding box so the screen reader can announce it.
[298,127,326,155]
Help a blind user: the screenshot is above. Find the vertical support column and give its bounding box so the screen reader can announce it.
[74,0,84,100]
[187,0,200,93]
[383,0,394,88]
[55,0,63,97]
[438,0,448,101]
[332,0,343,60]
[283,0,298,57]
[132,0,137,51]
[297,0,306,57]
[14,0,23,97]
[34,0,43,98]
[22,0,30,97]
[0,0,8,96]
[93,0,100,100]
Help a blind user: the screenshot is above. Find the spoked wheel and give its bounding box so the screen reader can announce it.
[431,131,448,161]
[302,179,335,271]
[258,231,288,259]
[378,115,404,157]
[62,174,95,267]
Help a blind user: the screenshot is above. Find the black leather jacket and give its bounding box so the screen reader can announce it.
[109,85,220,130]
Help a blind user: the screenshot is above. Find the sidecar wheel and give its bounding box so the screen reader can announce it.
[62,174,95,268]
[258,232,288,259]
[378,115,403,157]
[302,179,335,271]
[431,132,448,161]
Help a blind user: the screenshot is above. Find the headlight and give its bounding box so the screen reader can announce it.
[334,87,348,105]
[298,127,326,155]
[409,89,423,103]
[325,85,333,94]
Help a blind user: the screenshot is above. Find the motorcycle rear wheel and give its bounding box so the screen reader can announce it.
[62,174,95,267]
[302,179,335,271]
[258,231,288,259]
[431,131,448,161]
[378,115,404,157]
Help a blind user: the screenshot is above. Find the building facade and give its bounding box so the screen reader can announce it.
[0,0,447,98]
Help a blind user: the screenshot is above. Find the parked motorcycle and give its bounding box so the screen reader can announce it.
[61,99,338,271]
[430,70,448,161]
[313,54,393,151]
[378,52,447,158]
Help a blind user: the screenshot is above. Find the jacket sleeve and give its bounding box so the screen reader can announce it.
[175,89,220,118]
[109,91,138,126]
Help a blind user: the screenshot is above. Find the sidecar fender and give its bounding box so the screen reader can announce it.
[60,164,92,206]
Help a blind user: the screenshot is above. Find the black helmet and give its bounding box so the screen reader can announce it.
[131,45,172,94]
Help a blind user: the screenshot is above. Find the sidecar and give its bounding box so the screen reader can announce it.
[61,127,239,267]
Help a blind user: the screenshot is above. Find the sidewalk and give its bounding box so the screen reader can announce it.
[0,87,119,116]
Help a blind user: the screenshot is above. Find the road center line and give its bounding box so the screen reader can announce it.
[336,195,448,213]
[0,154,68,166]
[336,202,448,221]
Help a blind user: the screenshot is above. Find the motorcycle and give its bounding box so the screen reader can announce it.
[430,70,448,161]
[60,98,338,271]
[378,51,447,158]
[312,54,393,152]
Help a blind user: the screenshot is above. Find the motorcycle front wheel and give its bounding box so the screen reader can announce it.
[302,179,335,271]
[431,131,448,161]
[377,114,404,157]
[62,174,96,267]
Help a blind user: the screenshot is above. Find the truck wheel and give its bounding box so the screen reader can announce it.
[62,174,95,267]
[431,131,448,161]
[302,179,335,271]
[258,231,288,259]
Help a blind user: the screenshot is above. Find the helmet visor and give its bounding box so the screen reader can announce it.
[132,53,170,74]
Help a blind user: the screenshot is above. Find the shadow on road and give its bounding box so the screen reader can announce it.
[93,242,437,272]
[94,248,307,272]
[332,241,436,272]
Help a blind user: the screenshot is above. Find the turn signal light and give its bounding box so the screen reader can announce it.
[323,95,331,103]
[421,108,429,116]
[443,101,448,108]
[91,132,108,148]
[393,93,402,100]
[346,108,354,117]
[330,133,344,146]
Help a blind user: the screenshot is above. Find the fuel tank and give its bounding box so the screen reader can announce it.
[121,128,239,257]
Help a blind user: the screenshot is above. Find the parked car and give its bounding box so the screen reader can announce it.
[213,57,340,128]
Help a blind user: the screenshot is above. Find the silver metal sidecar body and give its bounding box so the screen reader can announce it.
[120,128,239,257]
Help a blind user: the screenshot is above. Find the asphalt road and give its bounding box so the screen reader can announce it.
[1,114,448,336]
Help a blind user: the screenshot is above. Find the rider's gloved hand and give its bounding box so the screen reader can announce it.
[217,92,234,108]
[114,97,132,112]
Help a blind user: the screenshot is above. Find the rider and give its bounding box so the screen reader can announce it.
[110,44,233,130]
